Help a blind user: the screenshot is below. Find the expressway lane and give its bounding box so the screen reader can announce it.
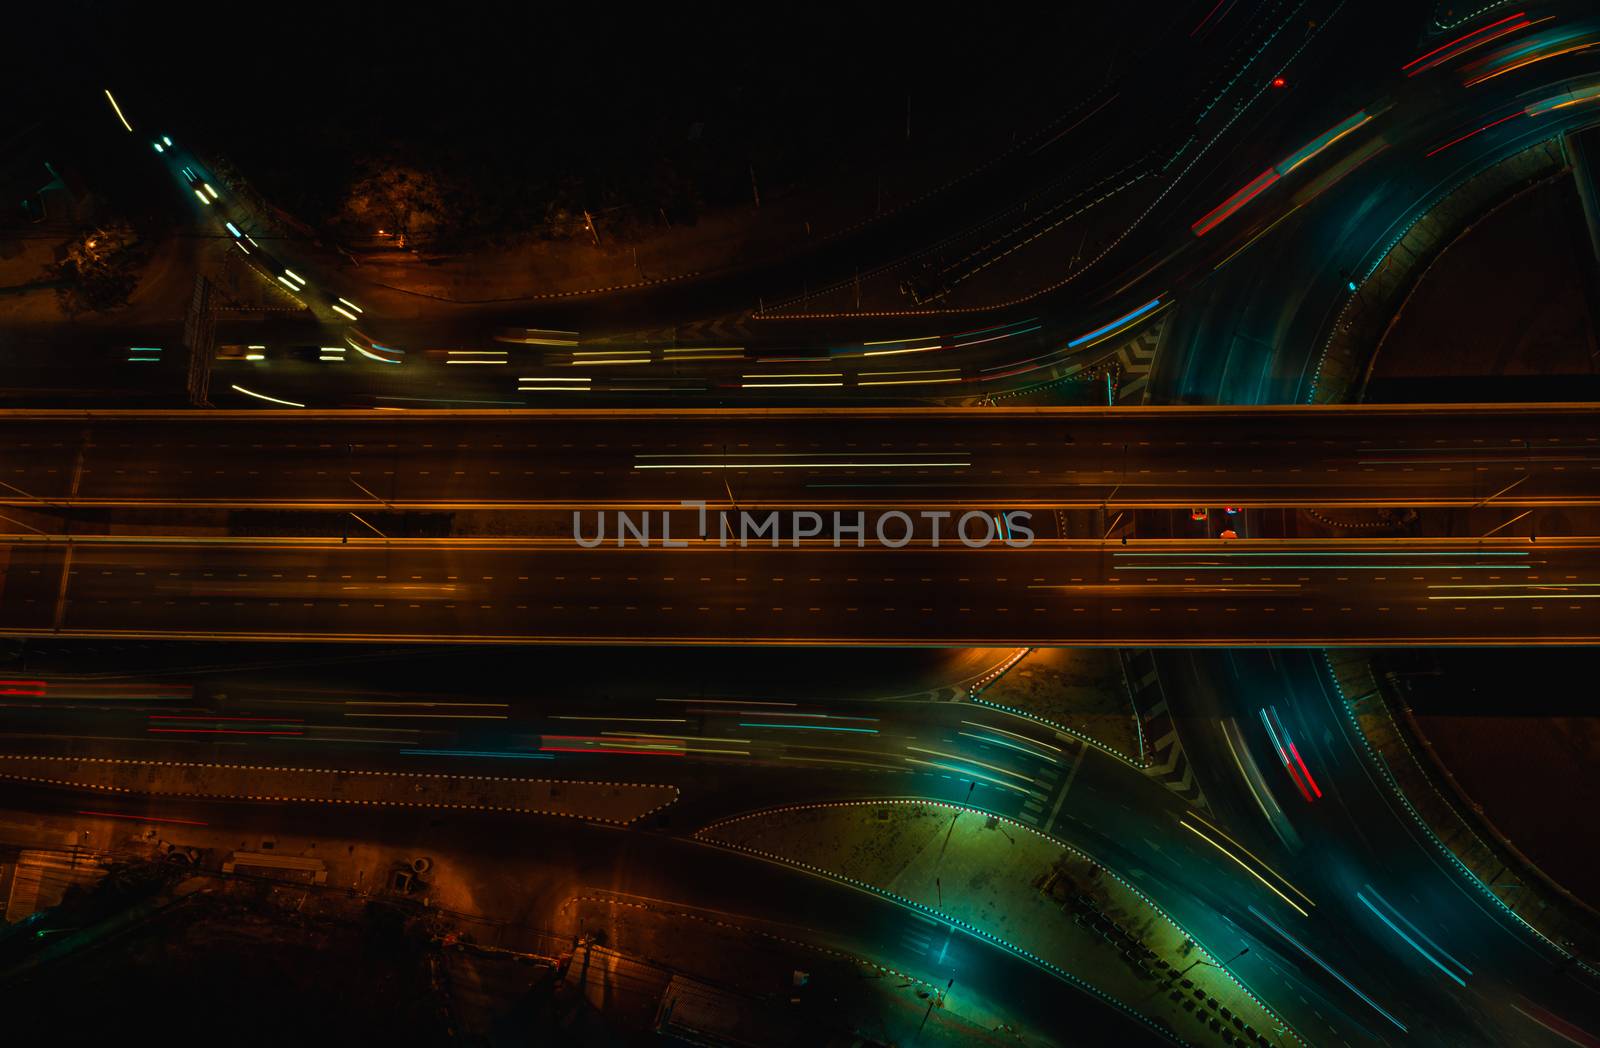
[2,405,1598,510]
[1,536,1596,645]
[1162,649,1600,1046]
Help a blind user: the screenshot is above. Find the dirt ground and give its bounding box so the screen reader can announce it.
[1383,648,1600,907]
[1369,175,1599,396]
[977,649,1141,760]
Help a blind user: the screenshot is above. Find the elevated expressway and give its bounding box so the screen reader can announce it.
[0,405,1595,645]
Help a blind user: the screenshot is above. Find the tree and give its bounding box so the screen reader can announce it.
[336,162,450,247]
[48,222,144,315]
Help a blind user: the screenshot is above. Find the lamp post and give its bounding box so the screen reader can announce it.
[1179,945,1249,978]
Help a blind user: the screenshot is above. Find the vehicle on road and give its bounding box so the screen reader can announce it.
[180,166,217,205]
[328,294,363,321]
[495,327,581,346]
[345,330,404,364]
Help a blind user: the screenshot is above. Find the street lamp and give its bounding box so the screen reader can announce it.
[1178,945,1249,978]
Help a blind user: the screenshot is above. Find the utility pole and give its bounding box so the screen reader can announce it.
[916,977,952,1039]
[749,164,761,209]
[721,443,740,513]
[583,210,601,247]
[1178,946,1248,978]
[939,781,976,859]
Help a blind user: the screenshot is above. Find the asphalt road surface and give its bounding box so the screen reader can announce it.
[2,405,1597,510]
[0,535,1594,645]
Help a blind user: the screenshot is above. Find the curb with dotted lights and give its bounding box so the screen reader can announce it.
[965,646,1032,694]
[1306,141,1562,403]
[1433,1,1518,32]
[967,695,1149,771]
[981,363,1121,407]
[695,798,1305,1047]
[1320,654,1598,979]
[571,891,944,994]
[0,753,679,827]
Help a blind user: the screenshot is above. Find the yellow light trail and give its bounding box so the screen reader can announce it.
[905,745,1036,783]
[230,384,304,408]
[601,730,753,744]
[1187,812,1313,905]
[740,382,845,389]
[904,757,1031,795]
[1213,205,1304,272]
[1180,819,1311,916]
[862,345,939,357]
[104,89,133,132]
[862,334,934,346]
[1466,40,1600,87]
[343,712,509,720]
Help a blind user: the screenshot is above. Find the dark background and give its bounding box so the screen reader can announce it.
[11,3,1164,246]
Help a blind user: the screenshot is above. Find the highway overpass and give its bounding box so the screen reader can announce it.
[0,535,1594,646]
[0,403,1597,510]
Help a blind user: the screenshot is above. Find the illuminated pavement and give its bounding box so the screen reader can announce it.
[6,649,1597,1044]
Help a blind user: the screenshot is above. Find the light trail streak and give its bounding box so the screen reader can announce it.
[903,757,1031,795]
[104,89,133,131]
[346,336,402,364]
[1424,111,1522,157]
[1067,299,1161,347]
[905,745,1034,783]
[959,721,1061,753]
[229,384,305,408]
[957,730,1061,763]
[634,460,968,469]
[739,722,878,734]
[82,810,206,826]
[741,381,845,388]
[1248,905,1408,1032]
[400,749,553,760]
[1182,820,1310,916]
[1356,890,1468,986]
[1402,11,1530,74]
[1192,170,1280,236]
[1274,112,1372,175]
[549,715,687,723]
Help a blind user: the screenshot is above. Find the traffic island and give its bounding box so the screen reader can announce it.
[970,648,1144,763]
[1307,138,1567,404]
[696,800,1297,1047]
[0,753,677,826]
[561,889,1048,1047]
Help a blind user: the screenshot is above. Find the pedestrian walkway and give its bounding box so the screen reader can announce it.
[698,800,1298,1046]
